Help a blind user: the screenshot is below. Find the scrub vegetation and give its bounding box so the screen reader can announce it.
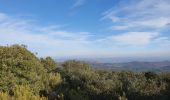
[0,45,170,100]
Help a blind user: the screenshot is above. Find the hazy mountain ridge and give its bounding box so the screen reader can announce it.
[88,61,170,72]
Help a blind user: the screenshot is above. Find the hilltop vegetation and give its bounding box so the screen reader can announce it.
[0,45,62,100]
[0,45,170,100]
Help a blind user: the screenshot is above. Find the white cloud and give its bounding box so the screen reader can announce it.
[110,25,129,30]
[0,12,170,58]
[0,12,93,57]
[103,32,160,45]
[101,0,170,55]
[103,0,170,30]
[113,32,158,45]
[71,0,85,8]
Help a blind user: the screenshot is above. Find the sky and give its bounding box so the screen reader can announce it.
[0,0,170,59]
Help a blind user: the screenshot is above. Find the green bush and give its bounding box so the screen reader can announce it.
[0,45,62,100]
[0,85,47,100]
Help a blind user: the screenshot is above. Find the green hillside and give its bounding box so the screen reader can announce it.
[0,45,170,100]
[0,45,62,100]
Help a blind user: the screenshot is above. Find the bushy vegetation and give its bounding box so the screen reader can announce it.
[0,45,62,100]
[0,85,47,100]
[0,44,170,100]
[57,60,169,100]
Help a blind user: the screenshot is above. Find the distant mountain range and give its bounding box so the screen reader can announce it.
[56,57,170,72]
[56,57,170,63]
[88,61,170,72]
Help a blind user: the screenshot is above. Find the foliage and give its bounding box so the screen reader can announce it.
[0,85,47,100]
[0,92,10,100]
[0,45,46,93]
[0,45,62,100]
[58,60,170,100]
[1,44,170,100]
[41,57,57,72]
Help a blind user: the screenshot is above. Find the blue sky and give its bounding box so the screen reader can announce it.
[0,0,170,58]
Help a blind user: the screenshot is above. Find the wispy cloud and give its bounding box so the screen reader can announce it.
[0,11,170,58]
[97,32,160,47]
[100,0,170,56]
[104,32,160,45]
[103,0,170,30]
[71,0,85,9]
[0,12,93,57]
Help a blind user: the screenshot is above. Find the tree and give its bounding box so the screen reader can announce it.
[41,57,57,72]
